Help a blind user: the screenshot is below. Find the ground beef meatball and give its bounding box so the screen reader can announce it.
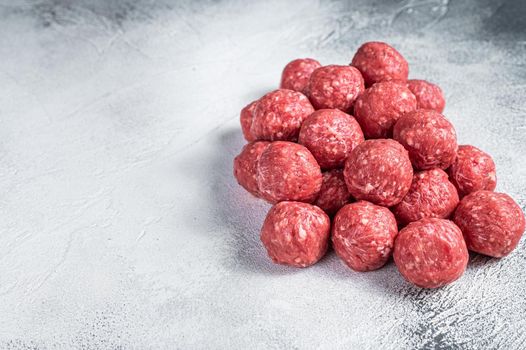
[344,139,413,206]
[257,141,322,203]
[298,109,364,169]
[353,81,417,138]
[251,89,314,141]
[240,100,258,142]
[260,201,330,267]
[407,79,446,112]
[233,141,270,197]
[454,191,525,258]
[280,58,322,94]
[393,169,459,225]
[394,218,469,288]
[332,201,398,271]
[313,169,351,216]
[393,109,458,170]
[448,145,497,197]
[306,65,365,112]
[351,41,409,87]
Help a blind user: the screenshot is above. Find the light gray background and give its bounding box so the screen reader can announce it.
[1,0,525,349]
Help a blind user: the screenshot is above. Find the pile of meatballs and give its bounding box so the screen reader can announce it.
[233,41,525,289]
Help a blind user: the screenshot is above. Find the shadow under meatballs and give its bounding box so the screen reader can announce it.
[207,126,300,276]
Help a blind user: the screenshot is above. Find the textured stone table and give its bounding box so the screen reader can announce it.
[1,0,525,349]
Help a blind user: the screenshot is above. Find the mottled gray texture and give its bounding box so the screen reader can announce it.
[0,0,525,349]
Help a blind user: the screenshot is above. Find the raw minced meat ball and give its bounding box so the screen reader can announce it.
[344,139,413,207]
[353,81,417,139]
[448,145,497,197]
[239,100,258,142]
[280,58,322,94]
[313,169,351,216]
[251,89,314,141]
[306,65,365,112]
[257,141,322,203]
[298,109,364,169]
[260,201,330,267]
[394,218,468,288]
[233,141,270,197]
[393,169,459,225]
[332,201,398,271]
[351,41,409,87]
[393,109,458,170]
[407,79,445,112]
[454,191,525,258]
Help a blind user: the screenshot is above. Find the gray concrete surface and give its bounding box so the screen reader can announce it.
[0,0,525,349]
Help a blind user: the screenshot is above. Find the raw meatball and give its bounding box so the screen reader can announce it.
[407,79,445,113]
[454,191,525,258]
[393,109,458,170]
[233,141,270,197]
[332,201,398,271]
[351,41,409,87]
[298,109,364,169]
[260,201,330,267]
[353,81,417,139]
[393,169,459,225]
[344,139,413,206]
[257,141,322,203]
[251,89,314,141]
[306,65,365,112]
[280,58,322,94]
[448,145,497,197]
[394,218,468,288]
[314,169,351,216]
[240,100,258,142]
